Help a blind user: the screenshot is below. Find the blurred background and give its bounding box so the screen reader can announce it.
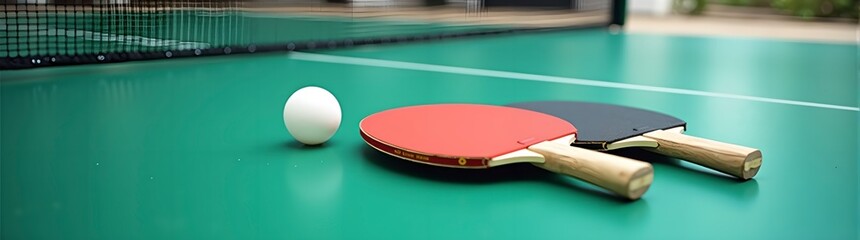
[627,0,857,43]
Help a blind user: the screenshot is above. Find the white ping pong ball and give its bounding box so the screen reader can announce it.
[283,86,342,145]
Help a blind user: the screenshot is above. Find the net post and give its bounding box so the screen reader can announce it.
[610,0,627,26]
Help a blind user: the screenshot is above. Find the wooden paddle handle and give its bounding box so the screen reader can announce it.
[529,141,654,200]
[643,130,762,180]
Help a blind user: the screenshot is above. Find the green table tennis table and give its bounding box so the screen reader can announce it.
[2,25,857,239]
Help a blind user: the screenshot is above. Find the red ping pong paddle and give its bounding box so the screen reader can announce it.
[507,101,762,179]
[359,104,654,200]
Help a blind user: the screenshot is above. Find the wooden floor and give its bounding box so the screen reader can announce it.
[626,14,857,44]
[241,3,858,43]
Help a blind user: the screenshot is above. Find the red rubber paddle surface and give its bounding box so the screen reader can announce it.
[360,104,577,168]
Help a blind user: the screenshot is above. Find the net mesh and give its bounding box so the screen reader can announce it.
[1,0,624,69]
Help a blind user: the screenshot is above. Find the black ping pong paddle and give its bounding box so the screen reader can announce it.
[508,101,762,179]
